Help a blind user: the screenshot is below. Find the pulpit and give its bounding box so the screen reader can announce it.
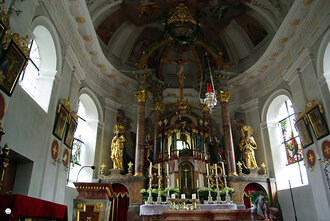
[73,183,113,221]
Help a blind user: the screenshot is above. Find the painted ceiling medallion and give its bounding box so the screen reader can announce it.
[89,51,97,56]
[270,52,278,57]
[303,0,314,5]
[109,73,116,78]
[290,19,300,26]
[97,64,105,68]
[260,65,268,69]
[76,16,85,24]
[83,35,92,41]
[279,38,288,43]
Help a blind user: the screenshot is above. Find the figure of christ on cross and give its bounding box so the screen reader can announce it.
[160,57,201,100]
[183,167,189,189]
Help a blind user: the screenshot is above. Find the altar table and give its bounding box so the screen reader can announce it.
[0,194,68,221]
[140,203,237,216]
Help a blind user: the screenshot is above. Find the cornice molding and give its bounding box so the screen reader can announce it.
[241,98,259,112]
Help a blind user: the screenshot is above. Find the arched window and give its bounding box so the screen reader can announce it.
[19,25,57,112]
[266,95,308,190]
[67,94,98,187]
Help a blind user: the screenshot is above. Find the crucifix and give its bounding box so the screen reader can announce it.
[183,167,189,188]
[160,56,200,100]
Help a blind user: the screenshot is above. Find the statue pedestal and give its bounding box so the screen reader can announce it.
[100,172,146,204]
[73,183,113,221]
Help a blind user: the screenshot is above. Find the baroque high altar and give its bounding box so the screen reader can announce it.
[76,2,276,219]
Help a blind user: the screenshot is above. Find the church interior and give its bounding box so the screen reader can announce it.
[0,0,329,220]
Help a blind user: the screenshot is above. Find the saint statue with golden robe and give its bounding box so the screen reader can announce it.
[239,125,258,169]
[110,124,125,170]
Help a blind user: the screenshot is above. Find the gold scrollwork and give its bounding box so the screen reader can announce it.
[217,91,231,103]
[304,99,323,114]
[0,3,9,28]
[168,3,197,25]
[152,100,165,111]
[134,90,149,102]
[2,32,30,58]
[199,103,209,112]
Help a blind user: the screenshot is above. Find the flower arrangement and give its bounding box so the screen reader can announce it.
[140,187,180,202]
[248,191,272,220]
[198,187,235,202]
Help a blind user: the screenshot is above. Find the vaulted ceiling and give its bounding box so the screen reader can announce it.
[86,0,292,89]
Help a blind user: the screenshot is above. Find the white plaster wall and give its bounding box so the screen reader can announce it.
[277,185,317,221]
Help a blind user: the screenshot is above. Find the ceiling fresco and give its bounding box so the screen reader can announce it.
[90,0,293,88]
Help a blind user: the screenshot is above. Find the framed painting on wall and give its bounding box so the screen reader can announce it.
[0,38,28,96]
[306,105,329,139]
[53,105,70,140]
[64,116,77,148]
[294,116,313,148]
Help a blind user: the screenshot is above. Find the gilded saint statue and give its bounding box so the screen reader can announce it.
[239,125,258,169]
[110,124,125,170]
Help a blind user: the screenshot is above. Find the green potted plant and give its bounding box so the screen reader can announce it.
[140,188,148,202]
[198,187,209,203]
[220,187,235,201]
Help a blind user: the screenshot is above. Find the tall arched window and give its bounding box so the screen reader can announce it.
[67,94,98,187]
[19,25,57,112]
[266,95,308,190]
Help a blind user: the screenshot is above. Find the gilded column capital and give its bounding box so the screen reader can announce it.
[217,91,231,103]
[199,103,209,112]
[134,90,149,102]
[152,100,165,111]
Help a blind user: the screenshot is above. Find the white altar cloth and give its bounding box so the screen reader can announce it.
[139,203,237,216]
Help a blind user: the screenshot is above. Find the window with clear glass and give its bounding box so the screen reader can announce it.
[20,40,40,96]
[278,101,303,164]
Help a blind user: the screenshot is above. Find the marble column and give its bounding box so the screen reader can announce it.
[152,100,165,162]
[134,90,149,176]
[217,91,237,176]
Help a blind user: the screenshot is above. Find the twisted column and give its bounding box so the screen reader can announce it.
[217,91,237,176]
[152,100,165,162]
[134,90,149,176]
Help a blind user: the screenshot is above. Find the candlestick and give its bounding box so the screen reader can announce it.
[177,179,179,188]
[181,194,185,199]
[221,162,225,176]
[149,162,152,175]
[171,194,175,199]
[207,83,212,92]
[158,163,160,176]
[192,194,196,199]
[215,163,218,175]
[166,163,169,175]
[206,163,209,176]
[197,179,199,189]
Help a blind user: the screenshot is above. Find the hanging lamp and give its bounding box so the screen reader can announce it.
[199,52,217,112]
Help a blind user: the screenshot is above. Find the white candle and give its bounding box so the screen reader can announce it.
[215,163,218,175]
[171,194,175,199]
[158,163,160,176]
[177,179,179,188]
[197,179,199,189]
[206,163,209,176]
[192,194,196,199]
[149,162,152,175]
[221,162,226,176]
[166,163,169,175]
[181,194,185,199]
